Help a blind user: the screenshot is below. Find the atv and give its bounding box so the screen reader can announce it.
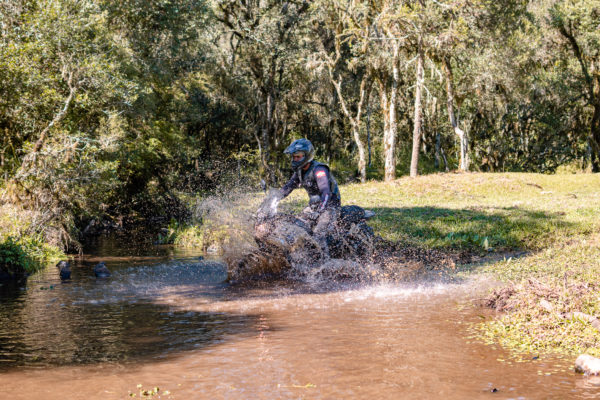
[226,194,376,283]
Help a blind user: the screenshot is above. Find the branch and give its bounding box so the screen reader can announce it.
[557,21,593,101]
[33,70,78,154]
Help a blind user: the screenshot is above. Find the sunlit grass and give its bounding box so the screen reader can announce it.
[341,172,600,252]
[177,172,599,253]
[0,200,65,276]
[474,234,600,357]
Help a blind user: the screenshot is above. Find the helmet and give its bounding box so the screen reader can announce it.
[284,138,315,171]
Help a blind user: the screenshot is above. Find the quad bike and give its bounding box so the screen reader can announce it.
[226,194,376,282]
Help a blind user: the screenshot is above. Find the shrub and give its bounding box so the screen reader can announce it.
[0,237,36,278]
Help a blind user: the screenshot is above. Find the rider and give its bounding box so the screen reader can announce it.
[278,138,341,257]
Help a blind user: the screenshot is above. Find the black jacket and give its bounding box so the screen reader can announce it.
[280,161,340,208]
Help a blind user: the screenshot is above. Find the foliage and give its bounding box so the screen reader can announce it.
[0,237,36,276]
[0,236,63,276]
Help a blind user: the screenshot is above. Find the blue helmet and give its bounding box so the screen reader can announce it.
[284,138,315,171]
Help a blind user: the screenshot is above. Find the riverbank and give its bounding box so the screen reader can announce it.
[346,172,600,357]
[0,203,64,280]
[177,172,600,356]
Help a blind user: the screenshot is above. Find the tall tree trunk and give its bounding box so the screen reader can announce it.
[380,80,390,168]
[442,57,468,171]
[366,90,372,167]
[590,102,600,172]
[435,132,441,170]
[351,122,367,182]
[384,42,400,181]
[410,41,424,178]
[259,90,276,183]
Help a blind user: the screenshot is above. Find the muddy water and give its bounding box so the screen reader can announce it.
[1,241,599,399]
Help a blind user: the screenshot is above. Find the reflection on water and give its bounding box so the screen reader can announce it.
[0,253,256,369]
[0,300,256,368]
[0,237,599,399]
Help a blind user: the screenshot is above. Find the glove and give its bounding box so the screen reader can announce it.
[318,193,330,212]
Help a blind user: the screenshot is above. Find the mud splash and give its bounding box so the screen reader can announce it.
[216,191,462,285]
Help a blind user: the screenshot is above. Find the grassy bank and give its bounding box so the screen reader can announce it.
[180,172,600,356]
[348,172,600,356]
[0,203,65,279]
[345,173,600,356]
[181,172,599,255]
[477,236,600,357]
[342,173,599,252]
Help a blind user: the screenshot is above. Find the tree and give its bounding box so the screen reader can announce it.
[550,0,600,171]
[370,0,404,181]
[212,0,312,183]
[312,0,374,182]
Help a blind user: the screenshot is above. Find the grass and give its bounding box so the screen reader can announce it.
[180,172,600,255]
[0,202,65,277]
[177,171,600,356]
[342,172,599,252]
[475,234,600,357]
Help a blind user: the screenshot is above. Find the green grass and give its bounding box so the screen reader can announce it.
[341,172,599,252]
[0,202,65,277]
[475,235,600,357]
[181,172,600,255]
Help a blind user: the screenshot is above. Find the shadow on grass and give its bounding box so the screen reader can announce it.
[368,206,575,252]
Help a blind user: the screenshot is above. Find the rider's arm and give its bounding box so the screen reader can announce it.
[279,171,299,199]
[315,167,331,211]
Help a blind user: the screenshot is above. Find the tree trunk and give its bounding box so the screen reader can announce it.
[384,42,399,181]
[366,90,372,167]
[380,80,390,169]
[435,132,441,170]
[351,122,367,182]
[410,42,424,178]
[590,102,600,172]
[442,57,468,171]
[262,92,272,169]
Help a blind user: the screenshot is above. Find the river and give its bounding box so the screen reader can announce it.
[0,237,599,399]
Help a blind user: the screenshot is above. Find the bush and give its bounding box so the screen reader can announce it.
[0,236,64,279]
[0,237,36,278]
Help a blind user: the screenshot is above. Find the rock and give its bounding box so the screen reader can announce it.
[93,262,111,278]
[575,354,600,375]
[56,261,71,280]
